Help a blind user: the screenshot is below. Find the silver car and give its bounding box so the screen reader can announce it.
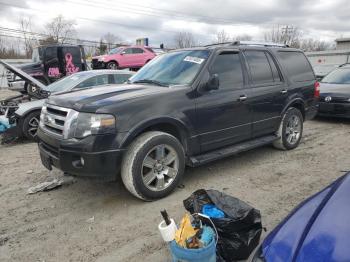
[5,69,134,141]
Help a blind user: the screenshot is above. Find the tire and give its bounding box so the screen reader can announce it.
[106,61,118,70]
[121,131,185,201]
[273,107,303,150]
[22,111,41,142]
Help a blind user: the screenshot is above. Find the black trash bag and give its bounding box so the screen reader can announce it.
[183,189,262,261]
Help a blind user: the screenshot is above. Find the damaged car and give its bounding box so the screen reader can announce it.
[0,61,134,141]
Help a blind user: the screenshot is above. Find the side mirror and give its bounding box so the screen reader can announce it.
[205,74,219,91]
[121,51,126,55]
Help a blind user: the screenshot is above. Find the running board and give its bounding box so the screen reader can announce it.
[189,135,279,166]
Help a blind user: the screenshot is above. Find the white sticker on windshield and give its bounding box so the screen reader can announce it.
[184,56,205,64]
[70,76,79,80]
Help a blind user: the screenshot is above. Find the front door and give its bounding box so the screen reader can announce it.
[243,50,286,138]
[195,50,252,153]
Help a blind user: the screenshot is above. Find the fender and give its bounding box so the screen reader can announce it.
[15,100,45,117]
[120,116,196,152]
[281,96,306,117]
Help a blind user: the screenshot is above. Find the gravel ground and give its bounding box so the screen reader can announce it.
[1,89,350,261]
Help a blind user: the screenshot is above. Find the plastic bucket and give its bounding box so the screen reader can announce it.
[169,237,216,262]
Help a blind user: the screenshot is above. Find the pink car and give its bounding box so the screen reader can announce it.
[92,46,156,70]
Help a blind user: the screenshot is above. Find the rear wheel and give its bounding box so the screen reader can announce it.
[273,107,303,150]
[121,131,185,201]
[22,111,41,142]
[106,61,118,69]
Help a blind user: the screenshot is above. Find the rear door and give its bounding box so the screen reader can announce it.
[60,46,83,76]
[243,50,286,138]
[195,50,252,153]
[131,48,146,66]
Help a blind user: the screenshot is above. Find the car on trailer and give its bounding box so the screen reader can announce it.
[91,46,156,70]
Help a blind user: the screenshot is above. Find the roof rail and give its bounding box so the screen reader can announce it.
[231,41,288,48]
[204,41,289,48]
[204,42,234,47]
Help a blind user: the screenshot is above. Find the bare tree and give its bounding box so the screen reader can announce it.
[46,15,77,44]
[173,31,196,49]
[264,25,301,47]
[19,17,38,58]
[103,32,122,51]
[299,39,333,51]
[235,34,253,41]
[216,29,231,43]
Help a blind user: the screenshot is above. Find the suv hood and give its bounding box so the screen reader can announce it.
[47,84,174,112]
[261,173,350,261]
[0,60,46,90]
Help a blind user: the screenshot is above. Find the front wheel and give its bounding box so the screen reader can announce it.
[121,131,185,201]
[106,61,118,69]
[273,107,303,150]
[22,111,41,142]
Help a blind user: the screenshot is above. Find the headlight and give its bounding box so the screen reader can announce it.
[73,113,116,138]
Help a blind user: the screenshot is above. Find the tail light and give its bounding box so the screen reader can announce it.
[314,81,320,98]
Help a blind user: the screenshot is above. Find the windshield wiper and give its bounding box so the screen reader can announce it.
[132,79,168,87]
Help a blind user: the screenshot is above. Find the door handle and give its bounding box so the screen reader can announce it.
[239,95,247,101]
[281,89,288,94]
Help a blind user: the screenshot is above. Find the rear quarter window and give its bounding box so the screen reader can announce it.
[277,51,315,82]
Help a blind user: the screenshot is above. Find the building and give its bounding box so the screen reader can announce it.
[335,38,350,50]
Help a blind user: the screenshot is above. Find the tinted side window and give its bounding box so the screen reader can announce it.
[245,51,274,84]
[123,48,133,54]
[278,51,314,82]
[210,52,244,90]
[266,53,282,82]
[76,75,108,88]
[44,47,57,62]
[113,74,131,84]
[132,48,144,54]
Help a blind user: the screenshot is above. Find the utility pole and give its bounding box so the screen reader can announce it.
[281,25,294,45]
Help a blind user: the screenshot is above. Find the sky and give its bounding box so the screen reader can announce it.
[0,0,349,47]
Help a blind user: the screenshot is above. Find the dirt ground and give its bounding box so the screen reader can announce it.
[1,89,350,262]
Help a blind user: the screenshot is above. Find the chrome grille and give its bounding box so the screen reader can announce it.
[40,104,78,139]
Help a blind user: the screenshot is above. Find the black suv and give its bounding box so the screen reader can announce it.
[37,41,318,200]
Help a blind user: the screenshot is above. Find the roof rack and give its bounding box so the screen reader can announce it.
[231,41,288,48]
[204,41,288,48]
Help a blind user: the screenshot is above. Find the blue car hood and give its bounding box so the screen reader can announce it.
[262,174,350,262]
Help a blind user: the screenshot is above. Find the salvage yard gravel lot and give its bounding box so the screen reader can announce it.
[1,89,350,262]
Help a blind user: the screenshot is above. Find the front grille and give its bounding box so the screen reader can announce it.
[40,104,73,138]
[320,96,350,103]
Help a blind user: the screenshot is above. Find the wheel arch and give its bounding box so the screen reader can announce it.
[121,117,190,152]
[282,98,306,121]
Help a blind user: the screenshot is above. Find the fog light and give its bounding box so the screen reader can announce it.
[72,156,85,168]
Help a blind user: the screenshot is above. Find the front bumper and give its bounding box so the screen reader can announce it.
[37,128,126,181]
[91,60,105,69]
[318,102,350,118]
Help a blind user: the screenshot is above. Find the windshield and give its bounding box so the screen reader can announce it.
[43,74,89,93]
[129,50,210,86]
[321,68,350,84]
[108,48,123,55]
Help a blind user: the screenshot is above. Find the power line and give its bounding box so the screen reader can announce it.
[0,1,212,38]
[68,0,244,25]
